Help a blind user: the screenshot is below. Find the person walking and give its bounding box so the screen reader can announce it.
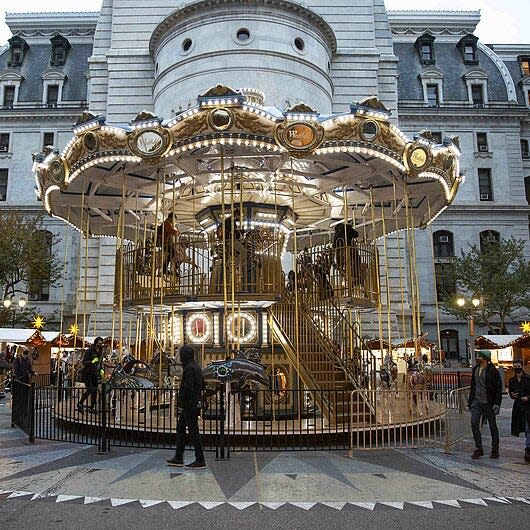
[508,359,530,462]
[167,344,206,469]
[77,337,104,413]
[13,349,33,384]
[468,349,503,459]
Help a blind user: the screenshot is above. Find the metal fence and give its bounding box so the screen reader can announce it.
[11,382,472,455]
[349,387,471,454]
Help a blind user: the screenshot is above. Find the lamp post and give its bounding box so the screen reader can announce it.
[2,297,27,328]
[456,296,481,365]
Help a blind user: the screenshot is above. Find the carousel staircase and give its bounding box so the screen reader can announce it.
[268,294,374,424]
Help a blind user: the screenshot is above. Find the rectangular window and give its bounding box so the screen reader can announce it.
[3,86,15,107]
[421,44,432,62]
[478,168,493,201]
[521,139,529,158]
[476,132,488,152]
[435,263,455,302]
[0,133,9,152]
[471,85,484,106]
[0,169,7,201]
[426,84,439,107]
[46,85,59,106]
[521,59,530,77]
[465,45,476,62]
[42,132,55,151]
[431,131,443,144]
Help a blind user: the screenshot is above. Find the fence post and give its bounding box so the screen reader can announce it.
[98,382,110,453]
[28,382,35,443]
[216,385,229,460]
[457,371,461,388]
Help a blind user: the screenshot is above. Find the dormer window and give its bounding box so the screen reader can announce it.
[458,34,479,66]
[415,33,435,65]
[50,35,70,67]
[518,56,530,77]
[7,36,29,68]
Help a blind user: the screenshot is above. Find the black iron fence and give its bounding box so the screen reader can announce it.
[11,382,471,454]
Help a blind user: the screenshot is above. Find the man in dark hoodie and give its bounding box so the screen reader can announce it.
[468,349,503,459]
[77,337,104,413]
[167,344,206,469]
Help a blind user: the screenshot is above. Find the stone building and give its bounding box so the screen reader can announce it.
[0,2,528,357]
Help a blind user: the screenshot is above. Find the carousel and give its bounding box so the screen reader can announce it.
[32,86,462,440]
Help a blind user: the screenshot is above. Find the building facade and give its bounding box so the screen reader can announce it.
[0,2,528,355]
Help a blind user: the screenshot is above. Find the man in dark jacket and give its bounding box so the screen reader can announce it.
[13,350,33,384]
[508,359,530,462]
[167,344,206,469]
[468,349,503,459]
[77,337,104,412]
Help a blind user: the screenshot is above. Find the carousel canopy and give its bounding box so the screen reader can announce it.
[34,87,462,243]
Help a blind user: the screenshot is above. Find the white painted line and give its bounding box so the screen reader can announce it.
[320,501,346,510]
[7,491,32,498]
[31,493,46,500]
[485,497,510,504]
[198,501,224,509]
[380,501,404,510]
[460,498,488,506]
[228,501,255,510]
[349,501,376,511]
[56,495,82,503]
[260,502,285,510]
[435,499,461,508]
[289,502,316,510]
[167,501,192,510]
[110,498,135,506]
[139,500,164,508]
[84,496,103,504]
[409,501,433,509]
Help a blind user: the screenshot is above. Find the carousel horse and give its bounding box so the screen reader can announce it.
[202,353,269,387]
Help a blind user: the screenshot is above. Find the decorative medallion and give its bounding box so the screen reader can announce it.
[226,312,257,343]
[186,313,212,343]
[359,119,379,142]
[208,108,233,131]
[404,143,432,174]
[83,131,99,153]
[275,121,324,155]
[47,157,68,186]
[128,127,171,159]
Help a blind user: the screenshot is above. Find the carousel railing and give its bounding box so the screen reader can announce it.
[117,230,284,303]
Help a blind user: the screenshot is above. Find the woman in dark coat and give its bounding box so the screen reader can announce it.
[508,359,530,462]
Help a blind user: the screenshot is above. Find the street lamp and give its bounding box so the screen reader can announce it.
[455,295,483,365]
[2,297,28,327]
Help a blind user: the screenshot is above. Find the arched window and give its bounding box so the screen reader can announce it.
[50,35,70,67]
[440,329,459,360]
[433,230,454,258]
[479,230,500,252]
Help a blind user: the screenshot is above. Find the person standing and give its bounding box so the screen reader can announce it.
[467,349,503,459]
[77,337,104,413]
[508,359,530,462]
[167,344,206,469]
[13,349,33,384]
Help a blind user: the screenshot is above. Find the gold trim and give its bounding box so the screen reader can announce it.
[403,142,432,175]
[275,121,324,156]
[358,119,380,142]
[208,108,234,131]
[128,127,172,159]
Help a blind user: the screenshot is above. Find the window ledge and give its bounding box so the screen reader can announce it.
[474,150,492,158]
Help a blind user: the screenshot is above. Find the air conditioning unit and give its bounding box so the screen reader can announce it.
[478,145,488,152]
[0,146,7,152]
[438,235,449,243]
[28,293,40,301]
[487,235,498,243]
[480,193,490,200]
[522,152,530,159]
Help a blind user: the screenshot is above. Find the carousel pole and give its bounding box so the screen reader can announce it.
[380,210,393,361]
[369,191,385,364]
[290,159,301,422]
[393,182,408,356]
[119,173,126,352]
[220,148,229,357]
[148,177,161,362]
[427,198,443,366]
[229,156,236,352]
[58,207,71,371]
[158,171,167,389]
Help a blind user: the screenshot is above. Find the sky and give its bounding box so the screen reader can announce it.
[0,0,528,46]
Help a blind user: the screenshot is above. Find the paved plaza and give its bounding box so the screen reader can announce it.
[0,397,528,528]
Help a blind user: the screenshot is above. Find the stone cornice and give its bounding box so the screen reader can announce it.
[5,12,98,38]
[150,0,337,55]
[397,105,529,120]
[388,10,480,37]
